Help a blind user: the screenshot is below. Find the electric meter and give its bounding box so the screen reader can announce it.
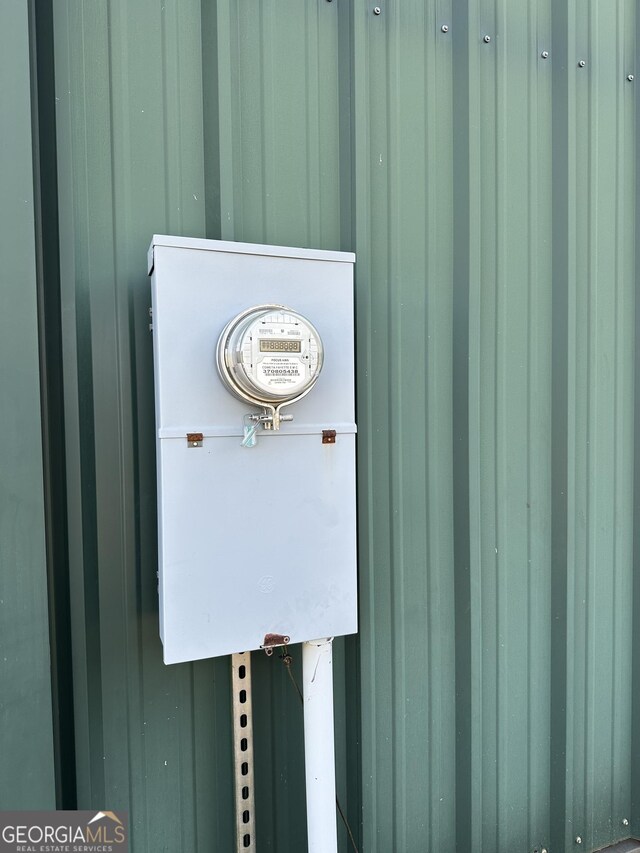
[216,305,324,428]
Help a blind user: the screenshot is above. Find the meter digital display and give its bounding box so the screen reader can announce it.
[259,339,302,353]
[216,305,324,410]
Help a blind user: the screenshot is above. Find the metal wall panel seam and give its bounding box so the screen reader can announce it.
[583,1,598,840]
[495,0,508,845]
[304,0,321,246]
[610,0,636,832]
[451,0,475,848]
[631,0,640,831]
[260,2,277,245]
[351,0,378,849]
[387,5,407,849]
[526,0,553,847]
[466,0,491,847]
[215,0,237,241]
[427,0,456,848]
[564,0,584,846]
[549,0,572,848]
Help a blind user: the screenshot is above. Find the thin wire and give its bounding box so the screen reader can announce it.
[335,797,359,853]
[278,647,360,853]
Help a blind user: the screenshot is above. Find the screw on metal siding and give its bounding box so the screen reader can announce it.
[576,838,582,845]
[541,50,549,59]
[373,6,381,14]
[484,35,491,43]
[541,849,548,853]
[441,24,449,33]
[623,818,630,826]
[578,60,586,67]
[627,75,634,81]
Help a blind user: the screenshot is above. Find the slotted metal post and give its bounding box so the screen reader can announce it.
[231,652,256,852]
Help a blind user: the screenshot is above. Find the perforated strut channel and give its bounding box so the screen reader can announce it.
[231,652,256,851]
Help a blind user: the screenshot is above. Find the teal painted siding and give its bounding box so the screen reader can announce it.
[352,3,458,851]
[561,0,637,846]
[0,0,56,810]
[4,0,636,850]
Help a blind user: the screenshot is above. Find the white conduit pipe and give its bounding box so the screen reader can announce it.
[302,637,338,853]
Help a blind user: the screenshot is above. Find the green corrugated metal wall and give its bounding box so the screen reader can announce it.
[0,0,56,810]
[2,0,639,851]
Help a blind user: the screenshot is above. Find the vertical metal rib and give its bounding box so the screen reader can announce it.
[232,653,256,853]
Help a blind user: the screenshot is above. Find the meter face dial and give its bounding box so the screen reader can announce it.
[217,305,324,406]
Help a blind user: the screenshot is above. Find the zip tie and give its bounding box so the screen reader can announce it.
[242,416,259,448]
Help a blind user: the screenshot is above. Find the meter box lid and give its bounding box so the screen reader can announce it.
[149,236,357,664]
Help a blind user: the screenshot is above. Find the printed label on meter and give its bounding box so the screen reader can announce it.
[256,356,306,393]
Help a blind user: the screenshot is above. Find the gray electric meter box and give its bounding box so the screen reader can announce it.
[148,235,357,664]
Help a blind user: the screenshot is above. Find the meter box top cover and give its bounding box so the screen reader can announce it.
[149,235,357,664]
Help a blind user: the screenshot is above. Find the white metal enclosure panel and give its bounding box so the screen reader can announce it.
[157,433,357,663]
[149,236,357,663]
[150,237,355,435]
